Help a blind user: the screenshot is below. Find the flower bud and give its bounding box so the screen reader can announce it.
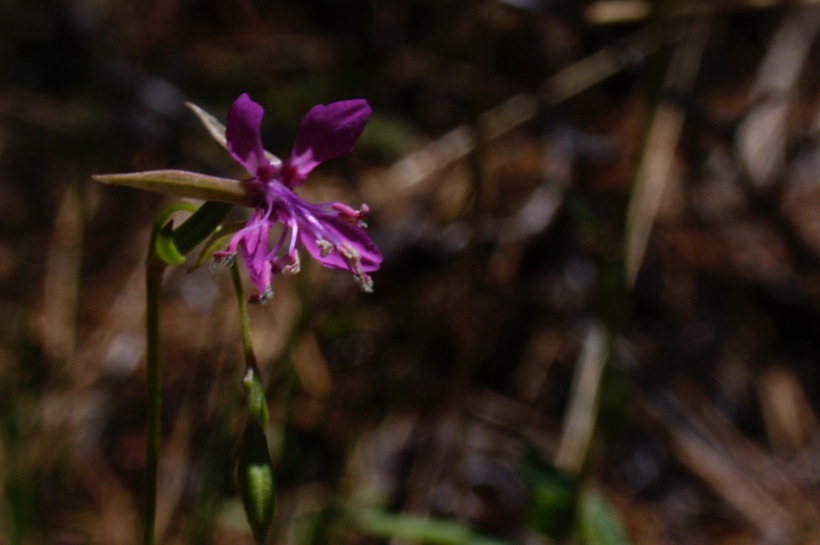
[242,368,270,428]
[238,422,276,544]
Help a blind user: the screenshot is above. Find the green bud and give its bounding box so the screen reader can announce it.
[242,368,270,428]
[238,423,276,544]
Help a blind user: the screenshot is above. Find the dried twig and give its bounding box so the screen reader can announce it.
[625,18,710,286]
[361,29,666,206]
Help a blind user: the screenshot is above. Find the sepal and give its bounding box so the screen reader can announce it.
[93,170,259,206]
[186,101,281,167]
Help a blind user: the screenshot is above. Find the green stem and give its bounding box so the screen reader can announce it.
[144,260,166,545]
[230,263,270,428]
[141,200,234,545]
[231,263,259,374]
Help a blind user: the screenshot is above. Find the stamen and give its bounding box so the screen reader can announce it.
[357,272,374,293]
[316,239,335,257]
[250,287,274,304]
[213,251,237,266]
[337,242,373,292]
[271,249,301,276]
[283,263,300,276]
[332,202,370,227]
[331,202,356,217]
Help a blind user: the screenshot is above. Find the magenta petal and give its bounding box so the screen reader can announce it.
[237,208,274,294]
[300,212,382,273]
[226,94,269,178]
[286,99,371,184]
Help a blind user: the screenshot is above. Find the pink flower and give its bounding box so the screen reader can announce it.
[216,94,381,302]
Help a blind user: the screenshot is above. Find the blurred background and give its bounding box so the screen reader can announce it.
[1,0,820,544]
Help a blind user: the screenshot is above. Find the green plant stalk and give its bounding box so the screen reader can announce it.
[141,200,234,545]
[231,263,259,374]
[144,259,165,545]
[231,263,269,428]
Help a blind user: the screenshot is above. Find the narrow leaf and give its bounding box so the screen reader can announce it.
[154,221,187,266]
[354,510,511,545]
[577,489,631,545]
[172,201,233,256]
[148,202,198,262]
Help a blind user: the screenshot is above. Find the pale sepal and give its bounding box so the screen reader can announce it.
[186,101,282,167]
[93,170,259,206]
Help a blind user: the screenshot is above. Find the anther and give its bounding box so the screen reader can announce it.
[214,251,237,266]
[316,239,335,257]
[250,288,273,304]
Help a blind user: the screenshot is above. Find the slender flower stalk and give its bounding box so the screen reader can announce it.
[143,261,163,545]
[232,262,260,375]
